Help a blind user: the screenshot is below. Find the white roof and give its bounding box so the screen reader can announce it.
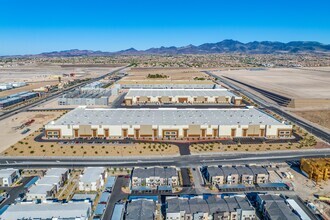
[0,202,91,220]
[45,168,68,177]
[0,168,18,178]
[36,176,61,185]
[125,89,238,98]
[286,199,311,220]
[80,167,105,184]
[49,107,285,126]
[27,184,54,195]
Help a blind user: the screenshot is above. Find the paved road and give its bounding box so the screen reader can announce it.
[0,66,128,121]
[0,176,35,209]
[204,71,330,143]
[102,176,129,220]
[1,149,330,169]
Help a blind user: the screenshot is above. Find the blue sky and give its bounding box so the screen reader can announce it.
[1,0,330,55]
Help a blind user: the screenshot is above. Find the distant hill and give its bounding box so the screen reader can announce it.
[15,40,330,57]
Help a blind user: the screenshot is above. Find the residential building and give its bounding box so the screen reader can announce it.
[166,195,256,220]
[256,194,300,220]
[131,167,178,190]
[0,201,91,220]
[79,167,107,191]
[125,199,156,220]
[45,106,292,139]
[203,166,224,186]
[221,166,239,185]
[249,165,269,184]
[300,158,330,182]
[235,166,254,185]
[0,168,20,187]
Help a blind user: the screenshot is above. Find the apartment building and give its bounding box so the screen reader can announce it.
[256,194,300,220]
[79,167,107,191]
[131,167,179,190]
[203,165,269,186]
[166,195,256,220]
[0,168,20,187]
[125,199,156,220]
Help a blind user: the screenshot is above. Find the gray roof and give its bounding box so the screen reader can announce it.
[235,166,253,176]
[0,168,18,178]
[126,89,238,98]
[27,184,55,195]
[249,166,269,175]
[132,167,177,179]
[45,168,68,177]
[207,166,224,177]
[0,202,91,220]
[36,176,61,185]
[125,199,155,220]
[49,107,284,126]
[259,194,300,220]
[220,166,239,176]
[167,196,254,215]
[80,167,105,184]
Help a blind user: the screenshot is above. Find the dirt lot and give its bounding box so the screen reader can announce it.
[293,110,330,130]
[2,130,179,157]
[213,68,330,109]
[120,67,214,84]
[0,111,64,152]
[0,64,116,96]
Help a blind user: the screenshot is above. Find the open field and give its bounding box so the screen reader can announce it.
[119,67,214,84]
[1,130,179,157]
[293,110,330,130]
[0,63,116,96]
[213,67,330,109]
[0,111,64,152]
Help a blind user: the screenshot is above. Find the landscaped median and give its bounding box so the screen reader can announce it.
[1,130,179,157]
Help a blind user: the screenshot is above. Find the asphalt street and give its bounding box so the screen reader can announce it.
[1,149,330,168]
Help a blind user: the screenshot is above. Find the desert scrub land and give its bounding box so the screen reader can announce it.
[190,139,316,154]
[294,110,330,130]
[2,130,179,157]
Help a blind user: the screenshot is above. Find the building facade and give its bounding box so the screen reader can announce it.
[166,195,256,220]
[44,107,292,140]
[123,89,243,106]
[131,167,179,190]
[79,167,107,191]
[0,168,20,187]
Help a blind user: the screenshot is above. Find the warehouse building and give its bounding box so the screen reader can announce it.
[123,89,242,106]
[58,88,111,106]
[0,91,38,108]
[0,201,91,220]
[45,106,292,139]
[119,83,216,89]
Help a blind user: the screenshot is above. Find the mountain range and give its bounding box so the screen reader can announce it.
[13,40,330,57]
